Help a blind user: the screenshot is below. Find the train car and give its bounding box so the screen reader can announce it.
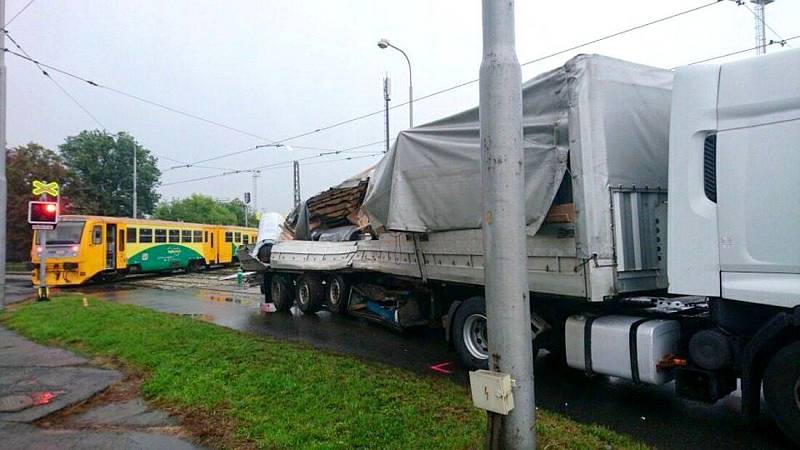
[30,215,258,286]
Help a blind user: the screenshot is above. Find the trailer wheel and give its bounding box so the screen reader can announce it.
[296,274,324,314]
[764,341,800,446]
[453,297,489,370]
[270,276,294,312]
[326,275,350,314]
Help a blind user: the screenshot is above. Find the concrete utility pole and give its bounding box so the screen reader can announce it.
[479,0,536,448]
[132,146,137,218]
[293,161,301,208]
[0,0,7,311]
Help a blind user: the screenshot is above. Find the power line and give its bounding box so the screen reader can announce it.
[161,152,383,187]
[6,0,723,170]
[3,29,106,128]
[4,47,277,142]
[5,0,35,27]
[740,1,791,47]
[684,33,799,65]
[3,29,201,169]
[244,0,724,146]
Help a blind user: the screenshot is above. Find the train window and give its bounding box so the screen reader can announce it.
[119,230,125,252]
[127,228,137,243]
[180,230,190,243]
[225,232,233,242]
[155,229,167,243]
[235,232,241,242]
[243,235,249,245]
[169,229,180,243]
[204,231,208,242]
[92,225,102,245]
[140,229,153,243]
[193,230,203,242]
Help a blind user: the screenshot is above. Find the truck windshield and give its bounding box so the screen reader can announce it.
[42,221,86,245]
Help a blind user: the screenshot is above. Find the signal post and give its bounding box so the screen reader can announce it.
[29,180,60,301]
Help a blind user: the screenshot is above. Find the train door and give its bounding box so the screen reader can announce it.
[117,224,127,269]
[203,227,215,264]
[219,229,233,263]
[105,223,116,270]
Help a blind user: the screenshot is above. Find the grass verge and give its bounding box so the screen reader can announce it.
[2,296,647,449]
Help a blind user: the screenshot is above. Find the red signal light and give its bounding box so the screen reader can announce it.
[28,201,59,225]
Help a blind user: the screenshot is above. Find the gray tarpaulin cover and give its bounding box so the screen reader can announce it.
[362,54,673,238]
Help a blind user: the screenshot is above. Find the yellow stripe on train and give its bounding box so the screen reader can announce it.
[30,215,258,286]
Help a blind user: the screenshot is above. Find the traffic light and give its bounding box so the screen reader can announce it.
[28,201,59,225]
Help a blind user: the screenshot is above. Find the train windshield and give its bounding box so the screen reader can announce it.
[44,221,86,245]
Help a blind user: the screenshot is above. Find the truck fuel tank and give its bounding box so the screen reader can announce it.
[565,315,681,385]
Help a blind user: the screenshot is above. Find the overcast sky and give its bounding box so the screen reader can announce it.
[6,0,799,214]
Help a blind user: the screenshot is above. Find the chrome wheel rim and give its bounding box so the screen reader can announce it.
[329,279,341,305]
[298,283,309,306]
[463,314,489,360]
[271,281,281,302]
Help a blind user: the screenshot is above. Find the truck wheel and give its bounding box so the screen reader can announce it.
[270,276,294,312]
[764,341,800,446]
[326,275,350,314]
[452,297,489,370]
[296,274,324,314]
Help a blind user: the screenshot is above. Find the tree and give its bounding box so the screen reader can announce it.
[221,198,259,227]
[153,194,259,227]
[154,194,238,225]
[5,143,86,261]
[59,130,160,217]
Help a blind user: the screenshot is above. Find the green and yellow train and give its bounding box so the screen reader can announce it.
[31,215,258,286]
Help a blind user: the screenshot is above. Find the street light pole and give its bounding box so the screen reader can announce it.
[480,0,536,448]
[0,0,8,311]
[377,38,413,128]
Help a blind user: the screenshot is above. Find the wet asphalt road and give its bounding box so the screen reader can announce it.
[7,275,795,450]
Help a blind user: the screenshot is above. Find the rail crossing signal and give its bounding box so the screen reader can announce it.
[28,201,59,225]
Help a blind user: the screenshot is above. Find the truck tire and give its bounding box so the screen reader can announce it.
[271,276,294,312]
[326,275,350,314]
[296,274,324,314]
[763,341,800,446]
[452,296,489,370]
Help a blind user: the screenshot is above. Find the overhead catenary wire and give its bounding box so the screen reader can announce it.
[5,0,35,27]
[161,152,383,187]
[6,0,724,170]
[3,47,278,142]
[3,29,106,129]
[683,33,799,65]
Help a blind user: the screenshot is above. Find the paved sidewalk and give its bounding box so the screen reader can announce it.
[0,326,199,449]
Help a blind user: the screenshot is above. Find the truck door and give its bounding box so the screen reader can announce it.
[716,51,800,307]
[106,223,116,270]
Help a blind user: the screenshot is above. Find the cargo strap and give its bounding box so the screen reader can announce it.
[583,316,598,376]
[629,318,652,384]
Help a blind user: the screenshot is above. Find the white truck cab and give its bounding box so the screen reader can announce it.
[669,49,800,308]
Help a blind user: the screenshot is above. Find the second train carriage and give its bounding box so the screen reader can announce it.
[31,215,257,286]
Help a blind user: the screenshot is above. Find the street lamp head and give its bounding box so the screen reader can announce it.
[377,38,390,49]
